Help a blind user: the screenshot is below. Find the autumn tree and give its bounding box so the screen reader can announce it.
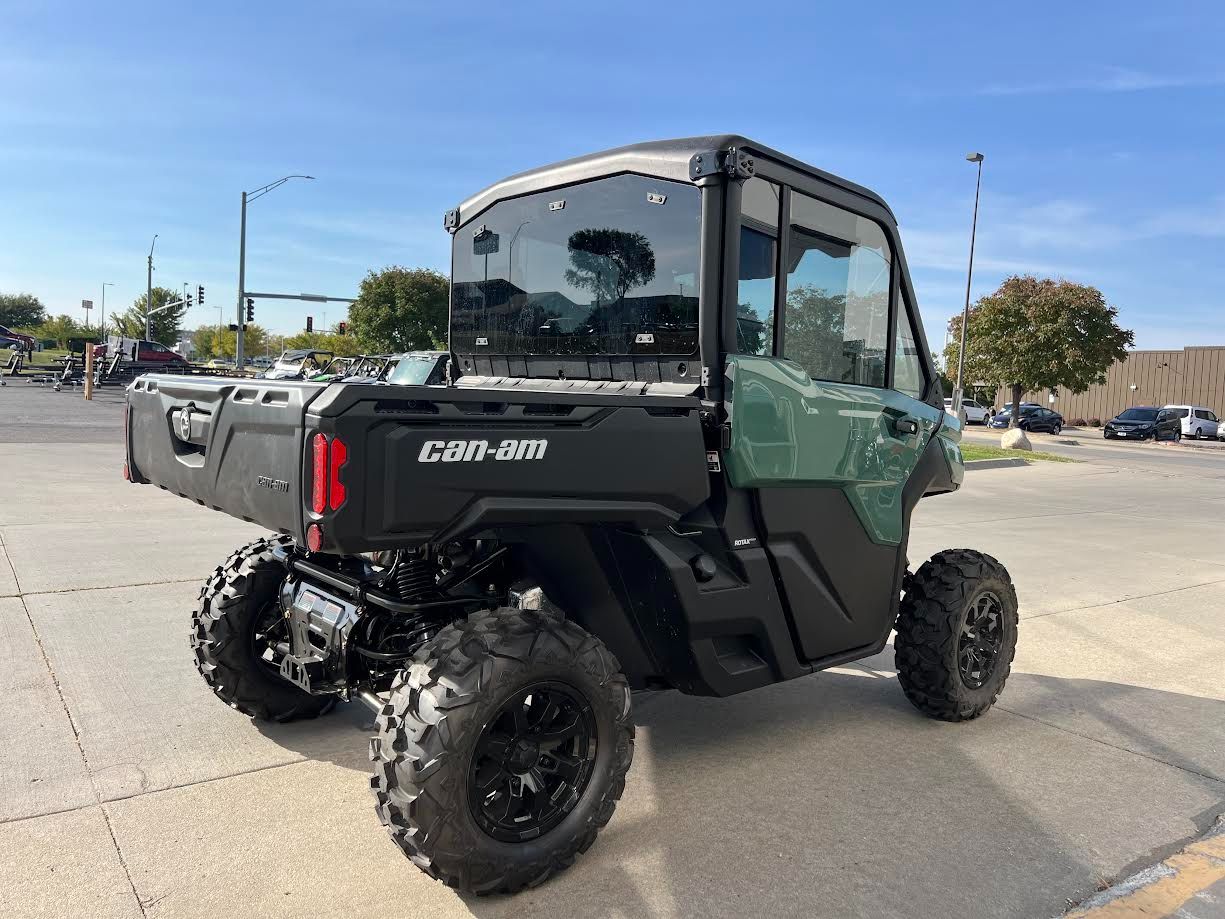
[945,276,1133,428]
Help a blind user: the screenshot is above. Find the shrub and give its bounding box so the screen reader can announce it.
[1069,417,1086,426]
[1087,417,1102,427]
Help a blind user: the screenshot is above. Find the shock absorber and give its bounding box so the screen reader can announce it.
[392,550,436,601]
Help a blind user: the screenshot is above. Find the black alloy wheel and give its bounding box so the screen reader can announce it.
[958,591,1005,690]
[468,682,598,843]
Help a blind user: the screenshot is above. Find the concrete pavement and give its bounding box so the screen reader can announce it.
[1,386,1224,918]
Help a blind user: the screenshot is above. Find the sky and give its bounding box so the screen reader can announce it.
[2,0,1223,350]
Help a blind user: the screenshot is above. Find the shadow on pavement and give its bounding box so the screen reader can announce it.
[254,668,1225,919]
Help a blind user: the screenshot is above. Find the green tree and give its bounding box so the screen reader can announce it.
[37,314,90,348]
[111,287,188,344]
[945,276,1133,428]
[0,292,47,329]
[192,323,272,360]
[348,267,449,352]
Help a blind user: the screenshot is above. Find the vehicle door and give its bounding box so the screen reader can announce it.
[723,175,943,663]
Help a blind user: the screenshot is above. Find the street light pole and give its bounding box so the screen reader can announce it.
[101,282,114,340]
[953,152,984,414]
[236,175,314,369]
[147,235,158,341]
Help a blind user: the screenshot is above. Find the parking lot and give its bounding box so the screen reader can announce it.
[2,384,1224,919]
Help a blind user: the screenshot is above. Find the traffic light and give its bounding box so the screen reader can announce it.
[245,298,254,322]
[306,316,313,333]
[198,285,205,305]
[187,292,193,306]
[338,321,347,336]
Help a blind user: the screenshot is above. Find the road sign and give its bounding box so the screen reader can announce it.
[82,299,93,310]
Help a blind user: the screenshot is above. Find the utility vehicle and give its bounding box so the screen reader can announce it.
[125,136,1018,895]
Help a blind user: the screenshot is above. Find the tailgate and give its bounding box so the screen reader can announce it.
[126,375,323,535]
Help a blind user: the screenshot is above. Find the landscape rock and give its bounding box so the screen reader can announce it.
[1000,428,1032,451]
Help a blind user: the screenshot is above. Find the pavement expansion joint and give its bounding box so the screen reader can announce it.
[15,591,149,917]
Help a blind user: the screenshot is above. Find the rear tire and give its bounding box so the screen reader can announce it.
[191,535,336,722]
[370,607,634,895]
[894,549,1018,722]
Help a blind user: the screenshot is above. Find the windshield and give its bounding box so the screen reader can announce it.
[388,354,441,385]
[451,173,701,356]
[1118,408,1159,421]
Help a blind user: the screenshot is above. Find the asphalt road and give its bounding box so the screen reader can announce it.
[964,424,1225,478]
[2,388,1223,918]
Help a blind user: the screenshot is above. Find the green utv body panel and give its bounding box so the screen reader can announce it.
[723,354,947,545]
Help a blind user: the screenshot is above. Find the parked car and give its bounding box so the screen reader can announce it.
[944,397,990,425]
[989,405,1063,433]
[1163,405,1219,440]
[98,336,190,366]
[250,355,274,369]
[205,358,236,370]
[0,324,36,352]
[1103,407,1182,442]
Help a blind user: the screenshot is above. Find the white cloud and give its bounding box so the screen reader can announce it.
[978,67,1225,96]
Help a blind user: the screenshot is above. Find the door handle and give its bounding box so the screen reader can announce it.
[894,417,919,436]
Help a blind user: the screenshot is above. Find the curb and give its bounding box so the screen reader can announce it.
[1065,816,1225,917]
[964,458,1029,471]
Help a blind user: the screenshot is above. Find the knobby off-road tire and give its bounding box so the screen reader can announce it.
[894,549,1018,722]
[191,534,336,722]
[370,607,634,895]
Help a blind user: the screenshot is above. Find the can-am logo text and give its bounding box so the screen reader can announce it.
[417,439,548,463]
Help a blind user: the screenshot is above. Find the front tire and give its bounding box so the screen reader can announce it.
[894,549,1018,722]
[370,607,634,895]
[191,535,336,722]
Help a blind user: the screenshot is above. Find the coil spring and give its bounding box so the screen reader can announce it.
[393,553,436,601]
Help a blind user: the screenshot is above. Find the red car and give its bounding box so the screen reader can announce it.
[0,324,36,352]
[97,337,189,365]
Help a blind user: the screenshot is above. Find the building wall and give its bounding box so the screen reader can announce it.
[995,346,1225,421]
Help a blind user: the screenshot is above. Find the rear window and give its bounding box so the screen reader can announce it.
[450,173,701,357]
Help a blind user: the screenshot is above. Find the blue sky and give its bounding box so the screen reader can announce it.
[2,0,1223,349]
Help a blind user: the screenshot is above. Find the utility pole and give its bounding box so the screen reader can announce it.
[147,235,157,341]
[954,153,984,415]
[236,190,248,368]
[236,174,314,369]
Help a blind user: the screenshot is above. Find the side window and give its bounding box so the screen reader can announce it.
[736,177,780,355]
[1194,409,1209,420]
[1208,411,1219,423]
[891,289,926,398]
[783,191,891,386]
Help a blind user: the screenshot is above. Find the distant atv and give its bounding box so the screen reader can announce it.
[126,137,1016,895]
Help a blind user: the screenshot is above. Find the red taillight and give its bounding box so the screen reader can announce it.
[311,433,328,513]
[306,523,324,552]
[328,437,348,511]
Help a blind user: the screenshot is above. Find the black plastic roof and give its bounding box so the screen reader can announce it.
[453,135,893,228]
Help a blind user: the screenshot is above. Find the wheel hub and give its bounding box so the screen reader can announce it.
[468,681,597,843]
[958,591,1004,689]
[507,738,541,773]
